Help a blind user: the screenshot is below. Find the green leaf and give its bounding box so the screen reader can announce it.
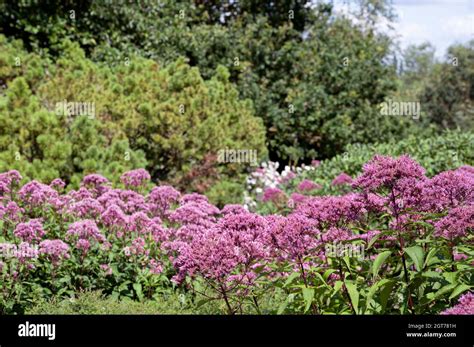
[196,298,213,308]
[372,251,392,278]
[442,272,458,284]
[379,281,395,311]
[314,272,331,289]
[367,232,383,249]
[449,284,471,300]
[342,256,352,274]
[302,287,315,313]
[133,282,143,301]
[344,280,359,314]
[332,280,344,297]
[405,246,425,272]
[284,272,300,288]
[429,283,458,301]
[365,279,392,313]
[277,299,288,315]
[423,247,440,268]
[323,269,336,281]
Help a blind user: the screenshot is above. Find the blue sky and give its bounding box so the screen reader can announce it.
[334,0,473,58]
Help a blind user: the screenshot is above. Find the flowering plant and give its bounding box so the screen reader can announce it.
[0,156,472,314]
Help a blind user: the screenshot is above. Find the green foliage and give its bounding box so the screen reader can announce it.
[0,0,408,163]
[421,40,474,130]
[205,178,246,207]
[25,290,199,314]
[0,36,266,185]
[42,47,267,181]
[0,75,145,185]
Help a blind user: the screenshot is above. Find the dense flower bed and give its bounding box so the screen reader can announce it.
[0,156,473,314]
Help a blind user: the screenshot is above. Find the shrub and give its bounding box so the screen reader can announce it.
[0,1,413,162]
[0,36,267,186]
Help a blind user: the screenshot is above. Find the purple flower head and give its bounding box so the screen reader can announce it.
[39,239,70,264]
[67,198,104,219]
[119,190,148,214]
[1,201,23,222]
[262,187,285,203]
[68,187,94,201]
[15,242,39,263]
[81,174,110,196]
[0,242,39,263]
[127,211,153,233]
[18,181,59,207]
[441,292,474,315]
[148,259,163,274]
[458,165,474,176]
[120,169,151,188]
[453,252,468,261]
[82,174,109,187]
[267,213,319,260]
[220,204,248,215]
[180,193,209,205]
[101,204,128,228]
[331,173,353,186]
[148,185,181,214]
[322,227,352,243]
[169,212,269,285]
[0,170,22,188]
[422,169,474,211]
[124,237,147,256]
[169,201,219,226]
[297,179,322,192]
[289,193,309,205]
[50,178,66,190]
[353,155,426,192]
[14,219,45,243]
[67,220,106,243]
[296,193,366,228]
[76,239,91,253]
[434,204,474,241]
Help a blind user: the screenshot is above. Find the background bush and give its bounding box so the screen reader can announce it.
[0,36,267,188]
[0,0,427,164]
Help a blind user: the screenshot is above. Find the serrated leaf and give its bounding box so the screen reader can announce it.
[442,272,458,284]
[367,232,383,249]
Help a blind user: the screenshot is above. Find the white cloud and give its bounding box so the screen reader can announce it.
[442,14,474,37]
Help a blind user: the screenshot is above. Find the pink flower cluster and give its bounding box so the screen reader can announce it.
[120,168,151,188]
[39,239,70,264]
[0,157,472,313]
[441,292,474,315]
[14,219,45,243]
